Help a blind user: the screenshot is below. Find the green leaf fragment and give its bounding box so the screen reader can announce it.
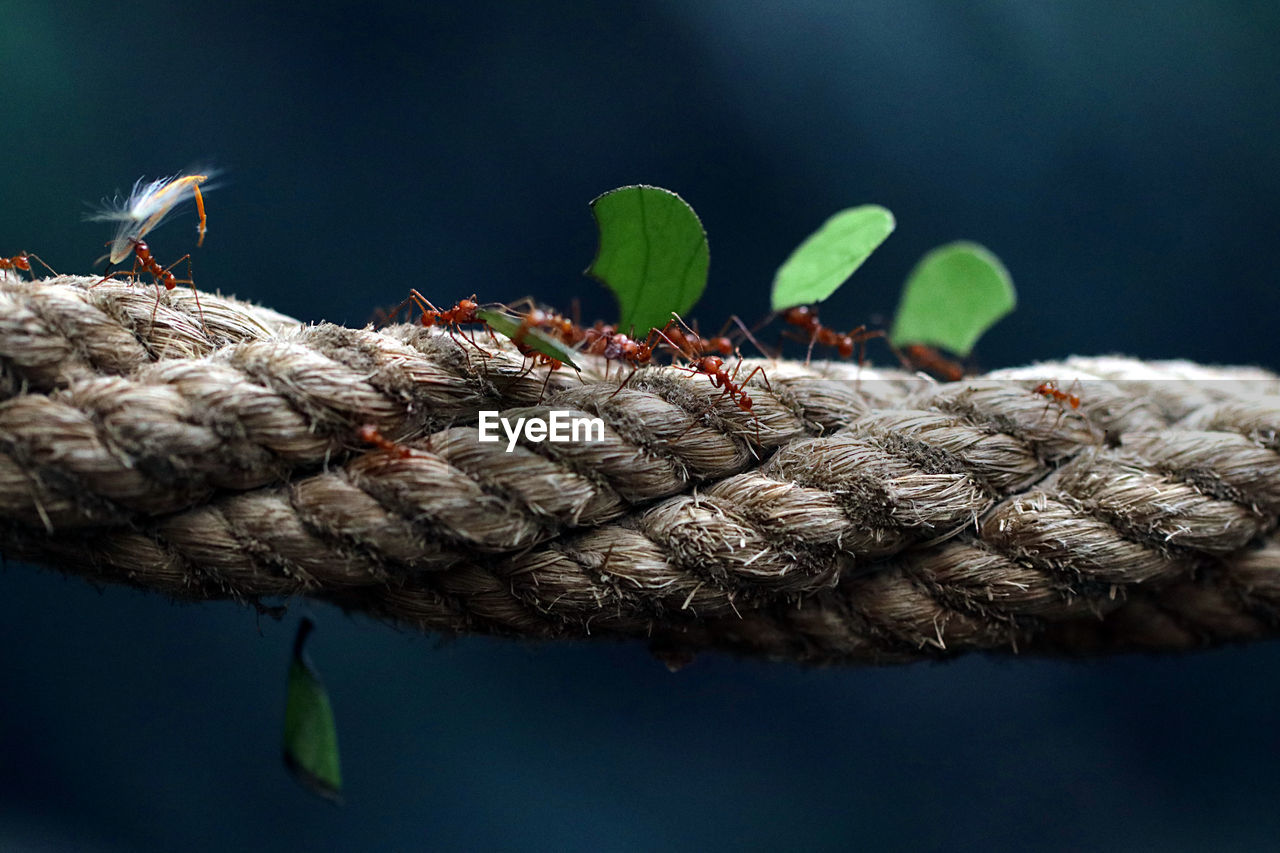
[585,185,709,336]
[890,241,1015,357]
[475,307,580,370]
[771,205,895,311]
[283,619,342,804]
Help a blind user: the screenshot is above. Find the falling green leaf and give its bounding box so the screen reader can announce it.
[770,205,895,312]
[585,185,709,336]
[475,307,580,370]
[283,619,342,804]
[890,241,1015,357]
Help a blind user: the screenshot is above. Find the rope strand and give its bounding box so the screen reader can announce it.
[5,278,1280,664]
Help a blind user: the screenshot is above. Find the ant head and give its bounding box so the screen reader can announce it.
[738,393,753,411]
[356,424,378,443]
[699,356,723,373]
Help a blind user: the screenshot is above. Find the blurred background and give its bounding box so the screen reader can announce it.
[2,1,1279,849]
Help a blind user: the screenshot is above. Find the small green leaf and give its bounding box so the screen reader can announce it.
[283,619,342,804]
[585,185,709,336]
[771,205,895,311]
[475,307,580,370]
[890,241,1015,357]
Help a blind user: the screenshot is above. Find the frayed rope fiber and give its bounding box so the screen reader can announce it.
[4,277,1280,665]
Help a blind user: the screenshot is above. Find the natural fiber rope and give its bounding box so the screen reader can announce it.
[5,277,1280,664]
[0,275,297,396]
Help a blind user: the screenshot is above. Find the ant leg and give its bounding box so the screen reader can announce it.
[380,293,418,326]
[651,326,693,364]
[536,361,557,404]
[851,327,886,368]
[729,315,776,359]
[458,324,496,358]
[606,367,638,401]
[735,364,772,395]
[23,253,57,279]
[95,255,143,289]
[504,295,539,317]
[160,253,207,332]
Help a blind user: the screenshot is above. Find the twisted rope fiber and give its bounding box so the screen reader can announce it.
[11,372,1280,660]
[6,279,1280,662]
[1,376,1154,587]
[0,275,297,397]
[0,324,900,531]
[327,396,1280,648]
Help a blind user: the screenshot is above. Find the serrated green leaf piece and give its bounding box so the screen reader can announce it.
[585,185,709,336]
[475,307,580,370]
[890,241,1015,357]
[283,619,342,804]
[771,205,895,312]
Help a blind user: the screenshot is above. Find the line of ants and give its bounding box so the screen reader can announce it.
[7,239,1083,446]
[383,289,771,420]
[2,166,1074,455]
[352,290,1090,455]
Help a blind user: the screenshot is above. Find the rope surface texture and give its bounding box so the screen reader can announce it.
[5,276,1280,666]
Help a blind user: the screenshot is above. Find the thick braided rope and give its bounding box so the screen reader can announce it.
[0,376,1148,583]
[5,278,1280,663]
[0,338,906,530]
[0,278,925,531]
[0,275,297,396]
[9,376,1280,659]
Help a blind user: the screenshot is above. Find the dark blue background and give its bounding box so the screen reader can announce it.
[2,2,1279,850]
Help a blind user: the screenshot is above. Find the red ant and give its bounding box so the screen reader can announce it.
[653,324,770,444]
[387,290,494,355]
[1033,381,1080,410]
[0,252,56,280]
[356,423,413,458]
[896,343,966,382]
[781,305,883,365]
[584,328,656,367]
[396,290,482,330]
[508,306,572,353]
[97,238,205,328]
[513,304,587,348]
[579,326,661,397]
